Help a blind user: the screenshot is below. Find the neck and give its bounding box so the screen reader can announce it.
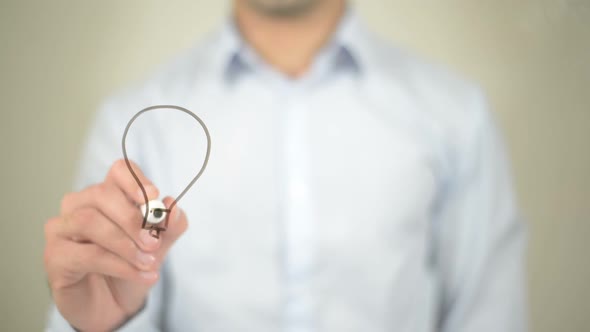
[234,0,346,78]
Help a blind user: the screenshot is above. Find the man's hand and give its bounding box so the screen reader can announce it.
[44,160,188,331]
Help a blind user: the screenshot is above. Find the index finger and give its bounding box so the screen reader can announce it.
[105,159,159,205]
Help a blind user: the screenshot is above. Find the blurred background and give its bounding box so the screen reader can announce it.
[1,0,588,331]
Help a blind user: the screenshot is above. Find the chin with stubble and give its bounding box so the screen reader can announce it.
[246,0,324,17]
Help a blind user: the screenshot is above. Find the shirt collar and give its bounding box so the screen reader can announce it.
[217,7,367,82]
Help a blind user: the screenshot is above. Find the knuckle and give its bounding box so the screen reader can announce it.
[70,252,85,272]
[44,217,59,239]
[97,246,134,278]
[118,238,139,263]
[72,208,90,223]
[122,205,140,224]
[107,159,129,183]
[44,245,70,289]
[43,244,62,276]
[111,159,128,175]
[122,237,138,255]
[90,245,104,260]
[90,183,107,198]
[106,226,135,256]
[77,245,101,267]
[72,208,97,229]
[59,192,76,213]
[113,262,134,279]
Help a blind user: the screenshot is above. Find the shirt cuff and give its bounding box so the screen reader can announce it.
[114,301,159,332]
[45,302,158,332]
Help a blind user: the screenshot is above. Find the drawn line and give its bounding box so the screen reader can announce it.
[121,105,211,238]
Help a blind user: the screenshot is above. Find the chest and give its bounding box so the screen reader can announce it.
[148,81,441,330]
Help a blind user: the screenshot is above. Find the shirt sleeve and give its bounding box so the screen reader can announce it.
[435,91,528,332]
[45,290,163,332]
[44,99,166,332]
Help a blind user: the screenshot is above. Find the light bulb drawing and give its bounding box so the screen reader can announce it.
[121,105,211,238]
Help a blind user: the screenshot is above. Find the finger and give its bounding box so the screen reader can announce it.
[61,182,141,222]
[60,183,160,252]
[105,159,159,205]
[47,240,158,290]
[56,208,158,271]
[154,197,189,260]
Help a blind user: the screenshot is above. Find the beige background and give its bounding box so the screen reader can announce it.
[1,0,589,331]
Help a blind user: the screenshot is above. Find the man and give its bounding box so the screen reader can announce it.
[44,0,527,331]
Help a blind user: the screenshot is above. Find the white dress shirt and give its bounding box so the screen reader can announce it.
[47,10,527,332]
